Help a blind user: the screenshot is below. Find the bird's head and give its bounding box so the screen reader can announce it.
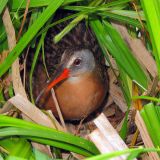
[36,48,96,103]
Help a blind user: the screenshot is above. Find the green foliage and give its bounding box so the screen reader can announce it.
[0,115,100,157]
[0,0,64,77]
[139,0,160,154]
[0,0,8,14]
[90,19,148,90]
[9,0,83,10]
[140,103,160,148]
[0,17,8,52]
[1,0,160,159]
[86,147,160,160]
[141,0,160,77]
[0,138,34,159]
[33,149,53,160]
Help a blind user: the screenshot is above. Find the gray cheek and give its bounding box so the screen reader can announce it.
[85,60,95,72]
[70,60,95,76]
[71,66,85,75]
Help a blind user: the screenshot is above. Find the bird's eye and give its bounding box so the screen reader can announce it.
[73,58,82,66]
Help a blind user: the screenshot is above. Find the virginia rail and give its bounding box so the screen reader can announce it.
[30,17,108,120]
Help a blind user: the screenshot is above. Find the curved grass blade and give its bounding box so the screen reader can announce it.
[0,138,33,159]
[0,0,64,77]
[132,95,160,102]
[0,127,97,157]
[54,0,103,43]
[100,12,142,28]
[29,34,44,104]
[109,10,145,20]
[140,106,159,147]
[90,19,148,90]
[86,147,160,160]
[140,0,160,77]
[54,14,86,43]
[141,103,160,147]
[33,148,52,160]
[0,0,8,14]
[63,0,130,12]
[10,0,82,10]
[5,156,27,160]
[29,137,93,157]
[0,115,99,156]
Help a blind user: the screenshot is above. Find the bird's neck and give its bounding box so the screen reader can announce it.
[66,70,97,84]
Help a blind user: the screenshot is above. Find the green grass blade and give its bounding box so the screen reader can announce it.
[63,0,130,12]
[54,14,86,43]
[100,11,142,28]
[30,137,93,157]
[86,147,160,160]
[108,10,145,20]
[90,19,148,90]
[0,115,99,156]
[117,65,132,140]
[132,95,160,102]
[6,156,27,160]
[143,103,160,147]
[141,0,160,77]
[0,138,33,159]
[103,20,148,89]
[155,105,160,122]
[0,0,8,14]
[0,0,64,77]
[63,6,142,28]
[0,127,96,157]
[0,17,8,52]
[0,87,5,107]
[33,149,52,160]
[9,0,82,10]
[118,64,132,106]
[0,154,4,160]
[140,107,158,147]
[37,11,85,37]
[119,110,129,140]
[29,34,44,104]
[140,102,160,149]
[54,0,103,43]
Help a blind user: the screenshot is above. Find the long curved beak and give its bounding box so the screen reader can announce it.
[35,67,70,105]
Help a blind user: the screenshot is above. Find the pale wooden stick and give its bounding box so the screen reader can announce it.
[89,129,116,153]
[2,7,27,97]
[9,94,57,128]
[135,111,159,160]
[51,89,67,132]
[45,110,64,131]
[94,114,128,150]
[88,113,129,160]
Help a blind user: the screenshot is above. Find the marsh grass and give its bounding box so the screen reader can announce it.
[0,0,160,159]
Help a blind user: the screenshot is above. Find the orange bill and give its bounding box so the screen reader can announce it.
[35,68,70,105]
[46,68,70,92]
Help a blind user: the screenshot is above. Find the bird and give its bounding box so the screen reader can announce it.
[29,12,108,120]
